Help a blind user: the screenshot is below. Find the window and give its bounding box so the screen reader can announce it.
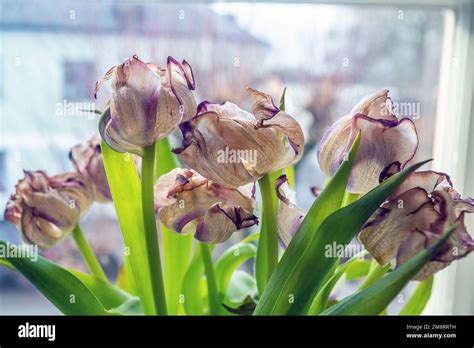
[63,61,96,101]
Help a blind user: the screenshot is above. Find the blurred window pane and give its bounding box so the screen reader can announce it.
[63,61,96,100]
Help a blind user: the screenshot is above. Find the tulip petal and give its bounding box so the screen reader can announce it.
[195,203,258,243]
[359,187,440,266]
[275,175,304,248]
[175,96,304,188]
[173,112,256,188]
[246,87,279,123]
[69,136,112,202]
[4,171,93,249]
[97,55,196,152]
[390,170,452,199]
[155,169,257,242]
[21,208,72,249]
[335,115,418,194]
[99,108,144,156]
[349,89,397,120]
[318,90,419,194]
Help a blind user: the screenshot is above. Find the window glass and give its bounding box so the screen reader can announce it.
[0,1,447,314]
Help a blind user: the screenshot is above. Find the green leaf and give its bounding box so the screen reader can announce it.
[155,137,194,315]
[254,155,430,314]
[108,298,143,315]
[308,252,367,315]
[254,132,361,315]
[215,242,257,314]
[182,243,205,315]
[322,226,455,315]
[0,258,15,271]
[399,276,434,315]
[279,87,287,111]
[101,140,155,315]
[345,259,371,281]
[69,270,134,310]
[116,262,138,296]
[0,241,107,315]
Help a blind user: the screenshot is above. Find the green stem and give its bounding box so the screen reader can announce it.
[358,259,390,290]
[200,242,219,315]
[72,224,107,282]
[142,144,167,315]
[257,173,279,287]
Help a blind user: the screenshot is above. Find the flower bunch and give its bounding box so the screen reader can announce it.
[2,55,472,317]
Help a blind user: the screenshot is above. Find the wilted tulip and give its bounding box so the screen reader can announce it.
[155,168,258,243]
[317,90,418,194]
[172,87,304,189]
[4,171,94,249]
[96,55,196,155]
[69,135,112,202]
[359,171,474,280]
[275,175,304,248]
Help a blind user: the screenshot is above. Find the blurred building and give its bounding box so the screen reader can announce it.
[0,1,267,302]
[0,0,267,220]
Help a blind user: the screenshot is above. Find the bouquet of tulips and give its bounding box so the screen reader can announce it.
[2,55,473,316]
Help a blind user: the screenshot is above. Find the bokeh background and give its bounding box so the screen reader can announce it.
[0,0,452,313]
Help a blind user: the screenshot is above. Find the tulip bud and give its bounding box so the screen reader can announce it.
[97,55,196,155]
[69,135,112,202]
[4,171,94,249]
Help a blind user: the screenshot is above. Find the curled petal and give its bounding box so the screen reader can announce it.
[99,108,144,156]
[21,207,74,249]
[349,89,397,120]
[4,171,93,249]
[69,135,112,202]
[390,170,452,199]
[361,184,474,280]
[110,56,161,147]
[319,113,418,194]
[359,188,440,265]
[396,230,448,281]
[174,97,304,188]
[49,173,94,214]
[246,87,279,123]
[195,204,258,243]
[318,90,418,194]
[173,112,256,188]
[397,216,474,281]
[344,115,418,194]
[454,197,474,217]
[259,111,305,169]
[155,169,257,241]
[96,55,196,154]
[154,168,207,208]
[275,175,304,248]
